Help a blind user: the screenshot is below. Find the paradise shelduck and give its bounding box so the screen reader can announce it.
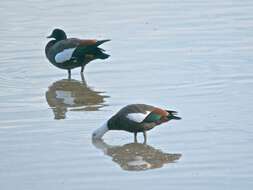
[92,104,181,143]
[45,28,110,78]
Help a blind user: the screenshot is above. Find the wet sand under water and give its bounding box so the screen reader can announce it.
[0,0,253,190]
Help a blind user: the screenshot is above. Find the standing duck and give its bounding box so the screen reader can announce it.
[92,104,181,143]
[45,28,110,78]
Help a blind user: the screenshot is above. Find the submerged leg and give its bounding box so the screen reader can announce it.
[68,69,71,80]
[134,132,137,143]
[143,131,147,144]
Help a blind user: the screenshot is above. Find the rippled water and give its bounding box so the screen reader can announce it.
[1,0,253,189]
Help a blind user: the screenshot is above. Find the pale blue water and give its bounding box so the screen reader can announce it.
[0,0,253,189]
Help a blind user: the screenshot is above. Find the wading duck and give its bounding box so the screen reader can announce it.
[92,104,181,143]
[45,28,110,78]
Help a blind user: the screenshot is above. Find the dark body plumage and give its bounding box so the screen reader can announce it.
[93,104,181,143]
[108,104,181,132]
[45,28,110,78]
[108,104,159,132]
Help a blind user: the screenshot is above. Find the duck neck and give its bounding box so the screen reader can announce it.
[45,40,56,57]
[93,122,109,139]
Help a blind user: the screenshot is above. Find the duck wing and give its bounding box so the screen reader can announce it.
[50,38,110,63]
[72,39,110,61]
[144,108,181,123]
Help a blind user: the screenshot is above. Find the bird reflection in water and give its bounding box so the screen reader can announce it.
[92,139,181,171]
[46,75,109,119]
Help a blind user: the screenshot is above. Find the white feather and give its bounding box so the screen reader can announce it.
[126,111,151,123]
[55,48,76,63]
[92,122,109,139]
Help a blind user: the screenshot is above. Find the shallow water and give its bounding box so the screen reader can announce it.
[1,0,253,189]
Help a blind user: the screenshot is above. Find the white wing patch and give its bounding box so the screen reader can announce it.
[55,48,76,63]
[126,111,151,123]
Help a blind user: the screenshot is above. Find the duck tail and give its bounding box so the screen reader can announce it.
[94,39,111,47]
[166,110,182,120]
[74,44,110,60]
[168,115,182,120]
[95,47,110,59]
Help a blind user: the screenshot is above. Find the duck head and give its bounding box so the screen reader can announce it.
[47,28,67,41]
[92,122,109,139]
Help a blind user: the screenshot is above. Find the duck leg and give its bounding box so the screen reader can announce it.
[80,72,87,85]
[68,69,71,80]
[81,65,85,73]
[143,131,147,144]
[134,132,137,143]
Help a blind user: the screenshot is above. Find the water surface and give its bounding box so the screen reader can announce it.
[0,0,253,190]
